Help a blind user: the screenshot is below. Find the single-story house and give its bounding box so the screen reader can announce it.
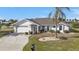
[0,20,10,24]
[13,18,70,34]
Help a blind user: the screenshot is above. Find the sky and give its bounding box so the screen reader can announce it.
[0,7,79,20]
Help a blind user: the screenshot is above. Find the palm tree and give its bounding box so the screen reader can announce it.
[49,7,70,38]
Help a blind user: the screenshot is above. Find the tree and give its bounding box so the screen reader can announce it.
[9,19,17,24]
[3,19,6,22]
[0,24,3,31]
[74,18,77,22]
[49,7,70,38]
[48,11,52,19]
[0,24,2,30]
[71,21,79,28]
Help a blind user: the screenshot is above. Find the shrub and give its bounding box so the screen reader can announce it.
[64,30,70,33]
[71,22,79,28]
[56,30,60,33]
[34,31,37,34]
[37,31,40,34]
[25,32,28,35]
[59,36,67,40]
[49,30,55,33]
[30,31,33,34]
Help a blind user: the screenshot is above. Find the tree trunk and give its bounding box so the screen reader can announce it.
[56,24,57,38]
[55,18,58,38]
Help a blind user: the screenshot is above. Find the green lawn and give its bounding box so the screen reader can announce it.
[0,29,13,38]
[23,35,79,51]
[0,32,8,37]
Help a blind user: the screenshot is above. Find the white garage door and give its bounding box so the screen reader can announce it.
[17,26,29,33]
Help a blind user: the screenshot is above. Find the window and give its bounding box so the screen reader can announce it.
[42,26,45,31]
[38,26,41,31]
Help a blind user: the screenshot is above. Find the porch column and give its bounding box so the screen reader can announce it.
[45,26,47,31]
[37,25,39,33]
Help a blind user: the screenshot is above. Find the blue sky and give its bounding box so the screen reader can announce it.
[0,7,79,20]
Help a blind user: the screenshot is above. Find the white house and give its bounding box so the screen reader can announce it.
[13,18,70,34]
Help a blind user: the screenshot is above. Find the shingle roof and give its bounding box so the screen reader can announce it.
[32,18,60,25]
[13,19,27,26]
[14,18,65,26]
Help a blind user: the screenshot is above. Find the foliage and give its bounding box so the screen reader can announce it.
[64,30,70,33]
[23,35,79,51]
[0,31,10,37]
[49,30,60,33]
[25,32,28,35]
[56,30,60,33]
[9,19,17,23]
[49,7,70,38]
[1,25,8,29]
[49,30,55,33]
[71,22,79,28]
[53,7,70,20]
[5,23,11,26]
[71,28,79,33]
[0,24,2,29]
[59,36,68,40]
[4,19,17,26]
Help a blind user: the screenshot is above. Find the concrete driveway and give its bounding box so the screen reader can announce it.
[0,33,30,51]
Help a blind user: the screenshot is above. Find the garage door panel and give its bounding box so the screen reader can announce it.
[17,27,29,33]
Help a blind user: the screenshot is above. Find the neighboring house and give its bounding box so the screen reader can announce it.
[0,20,10,24]
[2,21,10,24]
[13,18,70,34]
[75,20,79,23]
[0,20,3,24]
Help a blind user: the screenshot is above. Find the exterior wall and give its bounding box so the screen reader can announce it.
[59,25,70,33]
[14,20,39,33]
[49,25,70,33]
[49,26,59,31]
[64,25,69,31]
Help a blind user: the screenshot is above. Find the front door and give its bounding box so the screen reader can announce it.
[59,26,62,30]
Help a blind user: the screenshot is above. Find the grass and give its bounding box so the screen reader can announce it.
[23,33,79,51]
[70,26,79,33]
[0,31,9,37]
[0,29,13,38]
